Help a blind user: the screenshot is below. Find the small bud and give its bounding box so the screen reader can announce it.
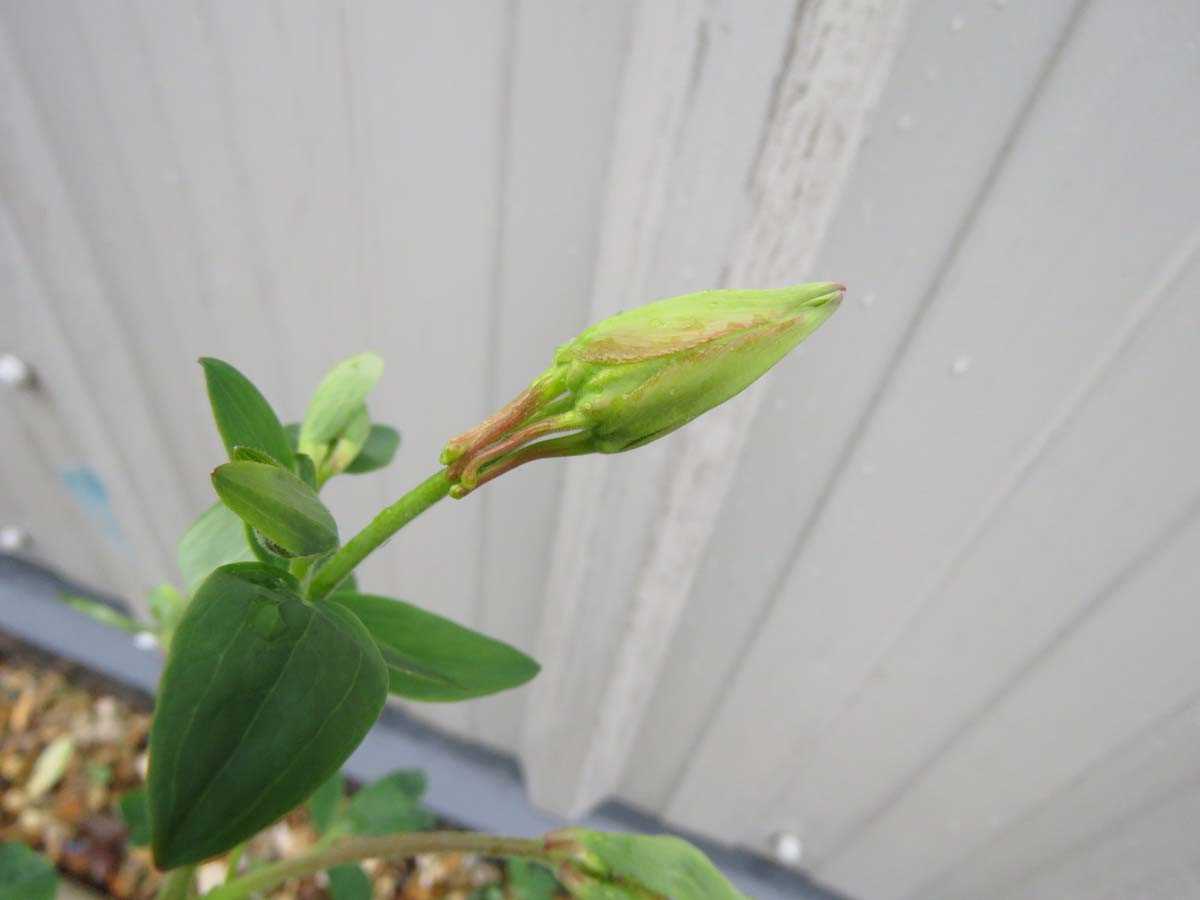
[442,283,843,496]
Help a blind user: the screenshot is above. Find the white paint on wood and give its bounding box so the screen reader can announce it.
[624,0,1083,821]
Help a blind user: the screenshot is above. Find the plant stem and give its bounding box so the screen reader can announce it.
[206,832,548,900]
[157,865,197,900]
[307,470,451,600]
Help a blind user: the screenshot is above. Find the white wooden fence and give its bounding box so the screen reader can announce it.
[3,2,1199,897]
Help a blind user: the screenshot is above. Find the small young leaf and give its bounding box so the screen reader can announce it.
[328,864,372,900]
[148,584,187,646]
[118,789,152,847]
[212,462,338,558]
[178,502,256,595]
[325,405,371,479]
[299,353,384,467]
[245,523,290,566]
[60,594,142,634]
[507,858,561,900]
[547,829,748,900]
[0,843,57,900]
[231,445,285,467]
[329,593,540,702]
[307,771,345,836]
[148,563,387,868]
[345,770,434,835]
[200,358,294,468]
[344,425,401,474]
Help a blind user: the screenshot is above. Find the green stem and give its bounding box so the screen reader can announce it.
[307,470,451,600]
[156,865,197,900]
[206,832,547,900]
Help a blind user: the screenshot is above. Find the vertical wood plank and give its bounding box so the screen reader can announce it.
[666,0,1199,852]
[468,0,635,751]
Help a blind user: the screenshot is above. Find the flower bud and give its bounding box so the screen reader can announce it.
[442,283,843,496]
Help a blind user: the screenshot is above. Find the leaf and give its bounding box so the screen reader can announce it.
[344,425,401,474]
[329,593,540,702]
[118,789,152,847]
[328,864,373,900]
[148,584,187,646]
[212,461,338,558]
[200,358,294,468]
[325,406,371,479]
[547,829,748,900]
[178,502,257,595]
[307,771,345,836]
[27,736,73,799]
[0,843,57,900]
[345,770,434,835]
[231,445,285,467]
[299,353,384,467]
[294,452,317,489]
[507,858,561,900]
[60,594,142,634]
[148,563,388,868]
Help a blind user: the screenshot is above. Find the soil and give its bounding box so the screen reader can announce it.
[0,631,554,899]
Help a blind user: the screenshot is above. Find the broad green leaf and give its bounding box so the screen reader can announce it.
[0,843,57,900]
[178,502,256,595]
[27,736,73,798]
[149,563,387,868]
[118,788,151,847]
[60,594,141,634]
[328,864,372,900]
[547,829,747,900]
[148,584,187,648]
[344,425,401,474]
[231,445,284,467]
[307,771,345,836]
[345,770,433,835]
[299,353,384,467]
[329,593,540,702]
[200,358,294,468]
[212,461,338,558]
[507,858,561,900]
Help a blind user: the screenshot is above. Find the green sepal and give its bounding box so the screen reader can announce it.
[200,358,294,468]
[329,593,540,702]
[212,461,338,558]
[148,563,388,868]
[344,425,401,474]
[178,502,256,595]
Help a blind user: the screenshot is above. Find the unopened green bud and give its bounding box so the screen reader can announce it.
[442,283,843,497]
